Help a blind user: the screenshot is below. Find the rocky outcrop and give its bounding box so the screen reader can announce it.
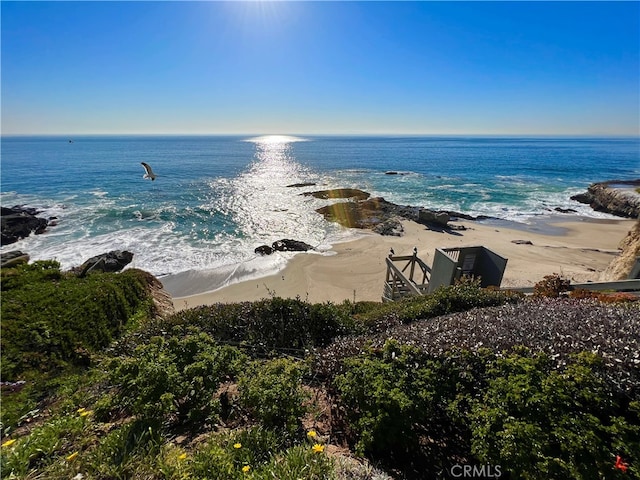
[571,180,640,218]
[1,206,49,245]
[315,194,476,234]
[601,220,640,281]
[0,250,30,268]
[303,188,371,201]
[73,250,134,277]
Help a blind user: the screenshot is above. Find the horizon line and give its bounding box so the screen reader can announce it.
[3,132,639,138]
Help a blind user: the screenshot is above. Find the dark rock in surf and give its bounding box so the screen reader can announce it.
[554,207,578,214]
[271,239,314,252]
[1,206,49,245]
[255,245,274,255]
[287,182,317,188]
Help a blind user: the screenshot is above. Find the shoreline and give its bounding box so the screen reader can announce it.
[171,215,636,311]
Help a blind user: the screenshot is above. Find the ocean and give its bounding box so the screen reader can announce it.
[2,135,638,296]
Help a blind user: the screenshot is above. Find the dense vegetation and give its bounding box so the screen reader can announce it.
[1,263,638,479]
[1,261,154,379]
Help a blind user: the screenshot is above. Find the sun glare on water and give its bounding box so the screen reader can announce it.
[246,135,307,145]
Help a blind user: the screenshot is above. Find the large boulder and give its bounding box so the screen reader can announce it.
[571,180,640,218]
[271,239,314,252]
[0,250,30,268]
[1,206,49,245]
[75,250,134,277]
[417,209,450,227]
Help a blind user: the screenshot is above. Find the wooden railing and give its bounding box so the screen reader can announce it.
[502,279,640,295]
[382,249,432,302]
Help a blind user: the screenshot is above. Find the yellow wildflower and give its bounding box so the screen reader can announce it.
[178,452,187,460]
[312,443,325,453]
[66,452,79,461]
[242,465,251,473]
[233,442,242,449]
[307,430,317,438]
[1,439,16,448]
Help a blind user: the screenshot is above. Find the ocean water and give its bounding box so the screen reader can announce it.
[2,135,638,295]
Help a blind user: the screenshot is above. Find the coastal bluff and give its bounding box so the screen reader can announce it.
[571,179,640,219]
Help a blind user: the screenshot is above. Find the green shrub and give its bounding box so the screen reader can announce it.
[335,341,639,479]
[109,329,246,426]
[1,262,153,379]
[161,297,356,356]
[239,358,309,436]
[357,279,522,329]
[469,351,640,479]
[335,340,453,459]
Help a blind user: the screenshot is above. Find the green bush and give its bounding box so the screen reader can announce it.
[469,351,640,479]
[239,358,310,436]
[109,329,247,426]
[1,262,152,379]
[357,279,522,329]
[335,342,639,479]
[335,340,463,461]
[158,297,357,356]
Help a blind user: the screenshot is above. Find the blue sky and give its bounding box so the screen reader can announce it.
[2,1,639,135]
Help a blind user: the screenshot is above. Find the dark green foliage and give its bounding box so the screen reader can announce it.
[469,351,640,479]
[159,297,357,355]
[1,261,152,379]
[356,279,522,330]
[239,358,309,436]
[108,329,247,426]
[335,342,640,479]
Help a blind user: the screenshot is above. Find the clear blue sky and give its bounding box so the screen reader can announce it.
[2,1,639,135]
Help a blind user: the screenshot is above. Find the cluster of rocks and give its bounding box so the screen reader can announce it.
[1,206,53,245]
[1,247,135,278]
[307,188,479,235]
[571,179,640,218]
[254,239,315,256]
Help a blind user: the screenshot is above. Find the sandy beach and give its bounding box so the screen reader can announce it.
[172,216,636,310]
